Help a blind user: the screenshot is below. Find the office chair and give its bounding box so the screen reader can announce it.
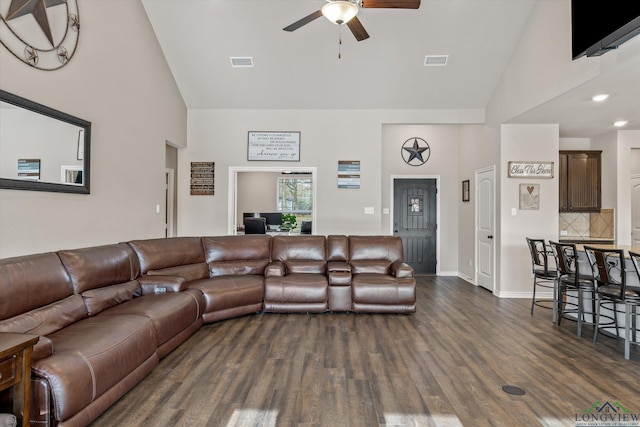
[300,221,312,235]
[244,217,267,234]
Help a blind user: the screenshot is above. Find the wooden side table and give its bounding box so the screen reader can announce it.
[0,333,38,427]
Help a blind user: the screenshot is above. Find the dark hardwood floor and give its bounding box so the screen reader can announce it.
[91,276,640,426]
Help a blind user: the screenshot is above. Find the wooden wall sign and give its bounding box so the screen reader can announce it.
[190,162,214,195]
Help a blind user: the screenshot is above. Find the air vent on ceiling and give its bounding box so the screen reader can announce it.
[424,55,448,67]
[230,57,254,68]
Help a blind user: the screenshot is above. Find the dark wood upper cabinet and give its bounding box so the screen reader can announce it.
[559,150,601,212]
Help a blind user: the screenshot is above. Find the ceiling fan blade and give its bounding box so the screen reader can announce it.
[346,17,370,42]
[283,10,323,32]
[361,0,420,8]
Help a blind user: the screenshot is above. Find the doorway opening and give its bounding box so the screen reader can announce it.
[390,176,439,275]
[165,143,178,237]
[228,167,318,235]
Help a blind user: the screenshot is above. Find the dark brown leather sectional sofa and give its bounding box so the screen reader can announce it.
[0,234,416,426]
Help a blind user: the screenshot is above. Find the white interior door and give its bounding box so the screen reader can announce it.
[476,167,495,292]
[632,175,640,246]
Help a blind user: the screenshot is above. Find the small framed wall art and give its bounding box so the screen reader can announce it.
[519,184,540,210]
[462,180,470,202]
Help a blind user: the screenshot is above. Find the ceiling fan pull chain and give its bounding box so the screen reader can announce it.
[338,24,343,59]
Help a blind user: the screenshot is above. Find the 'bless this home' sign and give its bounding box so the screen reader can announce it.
[508,161,554,178]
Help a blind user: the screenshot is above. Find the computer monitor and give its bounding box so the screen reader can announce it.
[259,212,283,228]
[243,212,260,219]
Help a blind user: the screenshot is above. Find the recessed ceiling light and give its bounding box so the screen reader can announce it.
[613,120,628,127]
[592,94,609,102]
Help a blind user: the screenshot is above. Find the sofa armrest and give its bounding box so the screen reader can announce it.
[390,261,414,278]
[137,275,187,295]
[265,261,285,277]
[328,261,351,273]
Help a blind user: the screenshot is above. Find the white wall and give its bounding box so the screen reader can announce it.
[381,125,465,275]
[180,109,484,238]
[237,172,279,225]
[616,130,640,244]
[487,0,604,126]
[592,132,618,210]
[0,0,187,258]
[457,125,500,282]
[498,124,559,297]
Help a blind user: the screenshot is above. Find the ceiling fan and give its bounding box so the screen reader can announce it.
[283,0,421,42]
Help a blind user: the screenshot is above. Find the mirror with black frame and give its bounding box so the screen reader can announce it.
[0,90,91,194]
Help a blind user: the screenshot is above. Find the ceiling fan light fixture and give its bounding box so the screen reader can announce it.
[322,1,359,25]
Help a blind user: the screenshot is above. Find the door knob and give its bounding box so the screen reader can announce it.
[487,235,493,239]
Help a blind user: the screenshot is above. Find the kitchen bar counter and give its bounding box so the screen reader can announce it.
[575,243,640,258]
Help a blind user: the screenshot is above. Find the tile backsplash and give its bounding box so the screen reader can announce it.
[559,209,614,239]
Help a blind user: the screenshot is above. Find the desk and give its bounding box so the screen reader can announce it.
[0,333,38,427]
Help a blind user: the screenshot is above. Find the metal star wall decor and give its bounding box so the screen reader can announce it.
[0,0,80,70]
[401,137,431,166]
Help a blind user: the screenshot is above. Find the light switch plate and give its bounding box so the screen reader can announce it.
[364,207,375,215]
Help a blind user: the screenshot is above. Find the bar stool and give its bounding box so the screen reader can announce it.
[619,250,640,359]
[549,241,596,337]
[525,237,557,322]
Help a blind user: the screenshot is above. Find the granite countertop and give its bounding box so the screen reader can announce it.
[559,237,615,243]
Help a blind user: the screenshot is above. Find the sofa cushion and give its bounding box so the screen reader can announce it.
[271,235,326,264]
[33,314,158,422]
[147,263,209,281]
[208,260,270,277]
[349,236,405,275]
[81,280,141,316]
[285,260,326,274]
[264,274,328,303]
[349,260,392,275]
[327,235,349,261]
[99,292,201,349]
[0,253,73,321]
[351,274,416,305]
[0,295,87,361]
[58,244,139,293]
[188,276,264,314]
[203,235,271,275]
[128,237,205,274]
[348,236,404,263]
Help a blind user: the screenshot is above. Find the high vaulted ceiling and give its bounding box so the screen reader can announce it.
[142,0,640,138]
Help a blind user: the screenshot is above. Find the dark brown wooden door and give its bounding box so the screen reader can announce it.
[393,179,437,274]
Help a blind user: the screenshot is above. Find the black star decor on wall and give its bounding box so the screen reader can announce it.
[401,137,430,166]
[0,0,80,70]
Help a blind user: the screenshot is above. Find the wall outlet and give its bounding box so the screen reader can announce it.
[511,207,517,216]
[560,230,568,236]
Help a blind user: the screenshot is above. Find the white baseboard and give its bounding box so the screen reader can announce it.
[457,273,475,285]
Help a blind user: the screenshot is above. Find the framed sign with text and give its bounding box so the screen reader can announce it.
[508,161,554,178]
[248,131,300,162]
[190,162,215,195]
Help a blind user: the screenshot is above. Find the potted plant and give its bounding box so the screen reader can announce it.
[281,213,297,231]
